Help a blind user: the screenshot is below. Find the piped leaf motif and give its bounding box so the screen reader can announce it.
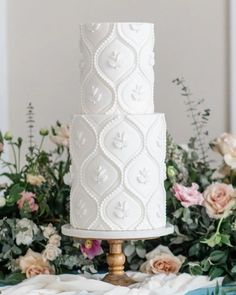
[90,86,102,104]
[131,85,144,101]
[114,201,128,219]
[75,131,86,149]
[136,168,150,184]
[113,131,128,150]
[156,137,162,148]
[129,24,142,33]
[86,23,101,33]
[93,166,108,184]
[107,51,121,69]
[78,199,88,216]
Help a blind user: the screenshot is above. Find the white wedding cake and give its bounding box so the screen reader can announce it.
[69,23,167,232]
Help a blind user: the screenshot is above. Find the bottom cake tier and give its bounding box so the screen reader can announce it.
[69,113,166,231]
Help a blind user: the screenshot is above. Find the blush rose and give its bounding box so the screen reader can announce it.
[203,182,236,219]
[140,245,185,274]
[17,191,39,212]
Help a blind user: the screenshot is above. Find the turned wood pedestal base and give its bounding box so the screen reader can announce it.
[62,224,174,287]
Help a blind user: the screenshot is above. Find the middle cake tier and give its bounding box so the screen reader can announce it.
[70,113,166,231]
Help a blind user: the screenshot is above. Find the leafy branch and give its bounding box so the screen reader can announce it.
[26,102,35,151]
[173,78,210,165]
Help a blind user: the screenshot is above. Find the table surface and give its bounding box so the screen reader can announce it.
[0,272,224,295]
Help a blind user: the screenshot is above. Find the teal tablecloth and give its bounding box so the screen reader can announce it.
[186,286,236,295]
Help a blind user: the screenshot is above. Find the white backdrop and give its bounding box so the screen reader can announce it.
[230,0,236,134]
[0,0,229,155]
[0,0,8,133]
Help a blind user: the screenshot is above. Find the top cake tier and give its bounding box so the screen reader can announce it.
[80,23,155,114]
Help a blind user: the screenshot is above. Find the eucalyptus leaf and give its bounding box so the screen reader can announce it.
[210,250,226,262]
[136,247,146,258]
[209,267,224,280]
[189,265,203,276]
[231,265,236,273]
[124,244,135,257]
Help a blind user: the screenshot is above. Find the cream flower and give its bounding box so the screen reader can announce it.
[26,174,46,186]
[140,245,185,274]
[48,234,61,247]
[50,124,70,147]
[224,154,236,169]
[16,218,39,246]
[63,165,74,186]
[41,223,57,239]
[210,133,236,169]
[42,244,62,261]
[0,196,6,207]
[203,183,236,219]
[18,249,54,278]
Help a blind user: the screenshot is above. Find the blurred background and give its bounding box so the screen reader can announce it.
[0,0,234,153]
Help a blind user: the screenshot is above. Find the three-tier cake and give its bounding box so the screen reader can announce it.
[68,23,167,234]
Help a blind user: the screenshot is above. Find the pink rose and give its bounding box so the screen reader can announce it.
[17,191,39,212]
[172,183,204,208]
[80,240,103,259]
[203,183,236,219]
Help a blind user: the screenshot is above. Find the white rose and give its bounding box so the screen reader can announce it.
[42,244,62,261]
[48,234,61,247]
[210,133,236,169]
[16,218,39,246]
[224,154,236,169]
[63,173,72,186]
[50,124,70,147]
[0,196,6,207]
[41,223,56,239]
[63,165,74,186]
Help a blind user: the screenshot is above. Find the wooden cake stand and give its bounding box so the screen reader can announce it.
[62,224,174,286]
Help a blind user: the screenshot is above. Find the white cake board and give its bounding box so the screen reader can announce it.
[62,223,174,240]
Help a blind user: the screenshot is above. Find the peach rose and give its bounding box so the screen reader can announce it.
[210,133,236,169]
[203,183,236,219]
[140,245,185,274]
[18,249,54,278]
[26,174,46,186]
